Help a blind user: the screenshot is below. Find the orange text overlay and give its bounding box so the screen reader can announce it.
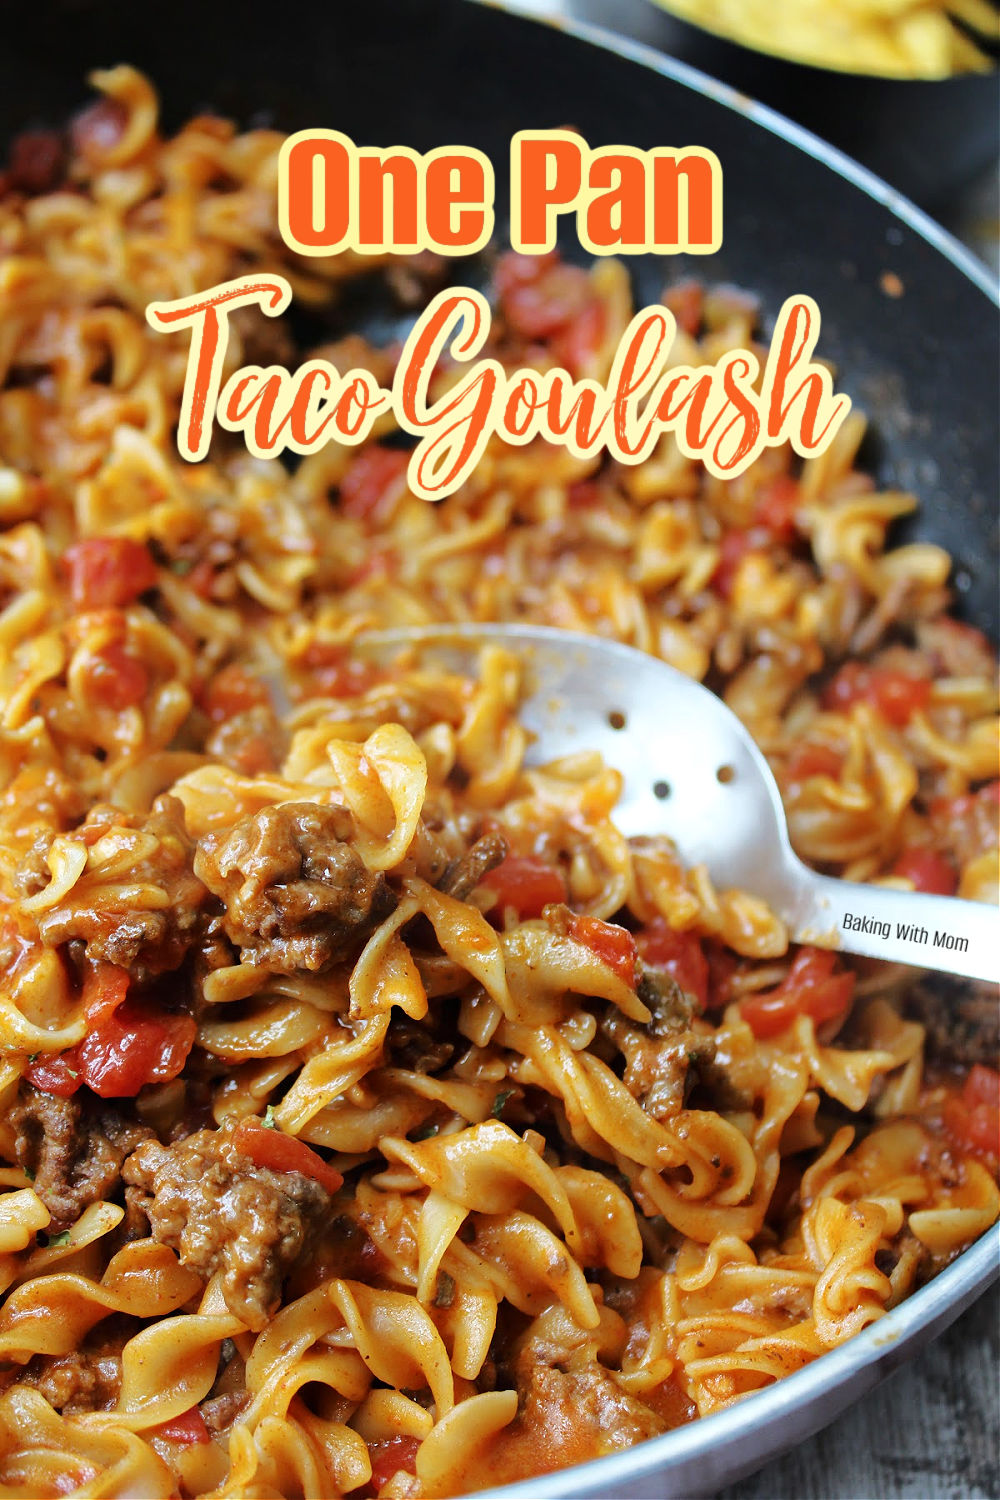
[278,130,721,256]
[147,277,851,498]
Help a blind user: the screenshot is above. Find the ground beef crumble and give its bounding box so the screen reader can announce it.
[194,801,396,972]
[9,1084,152,1232]
[122,1121,335,1329]
[22,795,207,980]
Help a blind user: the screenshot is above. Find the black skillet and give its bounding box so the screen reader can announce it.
[2,0,996,637]
[0,3,997,1497]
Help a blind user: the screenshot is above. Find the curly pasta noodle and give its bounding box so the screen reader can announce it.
[0,68,997,1500]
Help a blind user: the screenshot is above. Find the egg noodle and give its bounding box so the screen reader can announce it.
[0,67,997,1500]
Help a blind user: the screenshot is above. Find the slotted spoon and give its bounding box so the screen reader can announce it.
[358,623,999,984]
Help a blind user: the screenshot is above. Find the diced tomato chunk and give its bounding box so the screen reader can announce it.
[368,1436,421,1494]
[550,296,606,377]
[964,1065,1000,1112]
[86,642,148,711]
[785,744,843,783]
[663,279,704,337]
[565,913,638,987]
[23,1052,81,1098]
[494,250,558,299]
[233,1116,344,1194]
[200,664,272,723]
[566,480,601,509]
[63,537,158,610]
[753,474,800,542]
[82,963,131,1026]
[150,1408,211,1446]
[822,663,932,727]
[892,847,957,896]
[711,530,753,599]
[299,642,377,699]
[482,854,567,920]
[943,1065,1000,1158]
[339,446,409,522]
[77,998,197,1098]
[635,919,709,1009]
[230,735,279,776]
[497,254,590,338]
[740,946,854,1040]
[349,546,397,587]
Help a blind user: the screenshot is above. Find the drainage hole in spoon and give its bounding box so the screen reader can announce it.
[607,710,627,730]
[653,780,671,800]
[716,764,735,784]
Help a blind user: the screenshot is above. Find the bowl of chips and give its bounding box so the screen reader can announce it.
[566,0,1000,210]
[651,0,999,78]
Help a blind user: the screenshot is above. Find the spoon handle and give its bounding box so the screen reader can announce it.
[785,866,999,984]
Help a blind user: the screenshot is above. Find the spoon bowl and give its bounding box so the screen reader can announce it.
[358,623,999,984]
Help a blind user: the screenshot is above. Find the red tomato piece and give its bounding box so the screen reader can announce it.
[964,1065,1000,1113]
[566,480,602,509]
[230,735,279,777]
[368,1439,420,1495]
[943,1066,1000,1158]
[186,557,219,600]
[299,642,377,699]
[5,128,67,196]
[368,1436,421,1494]
[86,642,148,711]
[635,918,709,1009]
[565,913,638,987]
[740,947,854,1040]
[550,296,606,377]
[482,855,567,920]
[150,1408,211,1447]
[753,474,800,542]
[82,962,131,1027]
[494,250,557,300]
[892,847,957,897]
[501,263,591,340]
[663,279,704,337]
[711,530,754,599]
[200,664,272,723]
[23,1052,81,1098]
[63,537,158,610]
[822,663,932,727]
[233,1117,344,1194]
[77,998,197,1097]
[339,446,409,522]
[785,744,843,783]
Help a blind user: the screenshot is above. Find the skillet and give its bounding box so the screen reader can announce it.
[0,2,997,1496]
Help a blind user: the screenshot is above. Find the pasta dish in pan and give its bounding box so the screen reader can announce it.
[0,68,997,1500]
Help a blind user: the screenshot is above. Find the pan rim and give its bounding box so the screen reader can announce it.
[476,1226,998,1498]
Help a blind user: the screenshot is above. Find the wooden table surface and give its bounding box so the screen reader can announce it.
[716,1283,1000,1500]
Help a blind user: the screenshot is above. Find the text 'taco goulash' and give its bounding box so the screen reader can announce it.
[146,130,851,497]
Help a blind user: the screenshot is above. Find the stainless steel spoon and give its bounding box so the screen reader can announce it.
[358,622,999,984]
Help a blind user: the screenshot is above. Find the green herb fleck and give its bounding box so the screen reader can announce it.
[23,1166,35,1182]
[26,1054,39,1064]
[170,556,194,575]
[433,1271,455,1309]
[47,1230,72,1248]
[65,1067,79,1079]
[263,1104,277,1129]
[491,1088,515,1119]
[411,1122,439,1142]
